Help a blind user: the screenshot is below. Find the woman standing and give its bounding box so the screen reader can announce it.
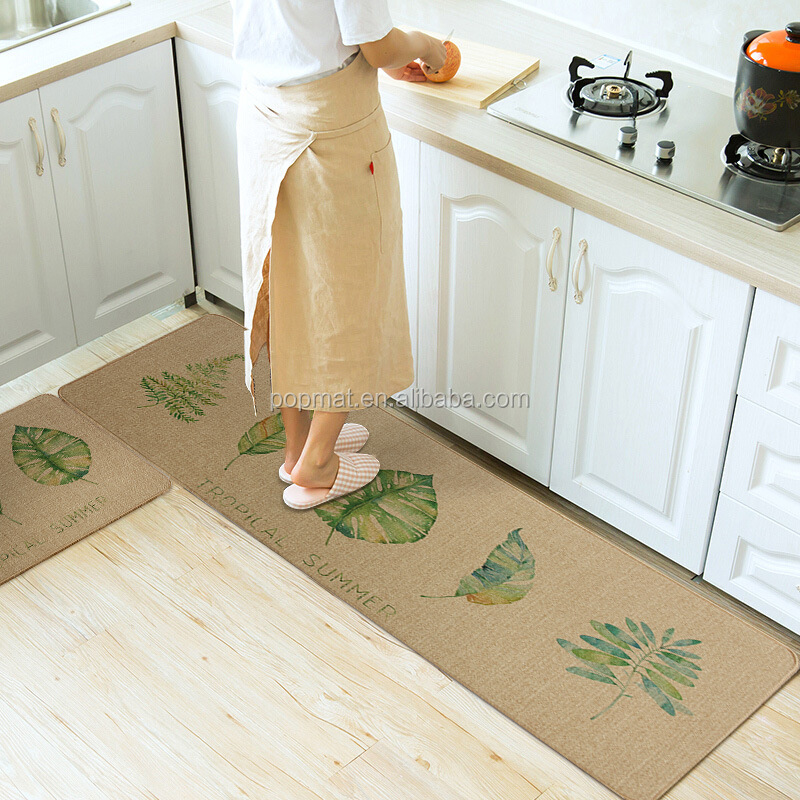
[231,1,446,509]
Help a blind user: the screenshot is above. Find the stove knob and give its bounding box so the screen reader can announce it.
[618,126,638,147]
[655,139,676,163]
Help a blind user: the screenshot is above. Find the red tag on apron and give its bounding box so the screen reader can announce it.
[369,160,374,174]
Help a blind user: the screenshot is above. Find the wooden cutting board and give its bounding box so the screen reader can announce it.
[377,25,539,109]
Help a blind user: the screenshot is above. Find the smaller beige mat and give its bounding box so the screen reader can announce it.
[0,394,170,585]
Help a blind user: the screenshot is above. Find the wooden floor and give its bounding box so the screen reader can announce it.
[1,297,798,800]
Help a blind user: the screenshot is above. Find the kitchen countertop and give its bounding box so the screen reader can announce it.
[3,0,799,303]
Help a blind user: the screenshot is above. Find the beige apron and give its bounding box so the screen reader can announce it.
[235,49,415,416]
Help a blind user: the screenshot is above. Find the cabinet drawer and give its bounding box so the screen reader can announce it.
[721,396,800,533]
[705,494,800,635]
[738,289,800,425]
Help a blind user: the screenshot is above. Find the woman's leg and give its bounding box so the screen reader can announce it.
[290,410,348,488]
[280,407,312,473]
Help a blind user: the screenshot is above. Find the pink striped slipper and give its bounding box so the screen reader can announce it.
[279,422,369,483]
[283,452,380,510]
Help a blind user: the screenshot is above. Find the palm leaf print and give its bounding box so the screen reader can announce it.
[12,426,97,486]
[138,353,244,423]
[225,413,286,470]
[0,500,21,525]
[421,529,535,605]
[558,618,702,719]
[315,469,437,545]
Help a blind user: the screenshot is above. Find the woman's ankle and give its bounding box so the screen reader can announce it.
[290,452,339,488]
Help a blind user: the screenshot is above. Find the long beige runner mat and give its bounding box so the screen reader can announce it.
[0,393,170,585]
[58,314,798,800]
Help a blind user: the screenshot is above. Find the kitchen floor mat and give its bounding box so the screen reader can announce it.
[57,313,798,800]
[0,393,170,585]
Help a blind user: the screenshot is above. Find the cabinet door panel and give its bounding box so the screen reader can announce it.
[38,41,193,344]
[721,396,800,532]
[738,289,800,425]
[175,39,243,309]
[0,90,76,383]
[705,494,800,635]
[418,144,571,483]
[551,210,752,572]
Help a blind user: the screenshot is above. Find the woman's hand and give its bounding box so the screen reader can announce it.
[360,29,448,72]
[382,61,428,81]
[421,34,447,71]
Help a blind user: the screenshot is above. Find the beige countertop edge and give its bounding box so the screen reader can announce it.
[4,2,798,305]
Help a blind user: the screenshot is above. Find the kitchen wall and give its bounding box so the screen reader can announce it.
[505,0,796,80]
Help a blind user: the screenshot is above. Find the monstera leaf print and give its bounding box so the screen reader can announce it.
[315,469,437,545]
[558,618,702,719]
[0,500,21,525]
[422,529,535,605]
[12,426,97,486]
[225,413,286,470]
[138,353,244,423]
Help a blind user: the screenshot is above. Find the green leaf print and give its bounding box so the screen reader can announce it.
[640,674,676,716]
[225,413,286,470]
[0,500,21,525]
[558,620,702,720]
[589,621,642,651]
[315,469,437,545]
[12,426,97,486]
[566,667,617,685]
[421,529,535,605]
[138,353,244,423]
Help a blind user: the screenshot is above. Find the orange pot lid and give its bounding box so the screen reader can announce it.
[746,23,800,72]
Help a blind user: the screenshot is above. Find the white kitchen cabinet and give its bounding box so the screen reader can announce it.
[705,494,800,635]
[38,41,193,345]
[738,289,800,426]
[175,39,244,309]
[0,90,77,383]
[721,396,800,533]
[550,210,753,573]
[417,143,572,484]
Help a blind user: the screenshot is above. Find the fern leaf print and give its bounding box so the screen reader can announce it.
[557,618,702,719]
[138,353,244,423]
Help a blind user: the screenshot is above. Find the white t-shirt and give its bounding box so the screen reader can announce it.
[230,0,394,87]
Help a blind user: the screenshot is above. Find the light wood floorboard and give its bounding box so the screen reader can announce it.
[0,296,797,799]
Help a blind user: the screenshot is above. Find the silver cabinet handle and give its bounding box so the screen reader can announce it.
[28,117,44,176]
[545,227,561,291]
[572,238,588,304]
[51,107,66,166]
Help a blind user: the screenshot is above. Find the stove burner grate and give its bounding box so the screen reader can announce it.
[569,77,660,117]
[723,134,800,183]
[566,54,673,119]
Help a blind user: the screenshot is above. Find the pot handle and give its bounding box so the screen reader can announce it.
[742,29,768,44]
[787,22,800,44]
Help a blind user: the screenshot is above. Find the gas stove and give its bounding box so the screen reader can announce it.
[487,51,800,231]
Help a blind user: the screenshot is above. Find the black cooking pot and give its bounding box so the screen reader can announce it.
[734,22,800,149]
